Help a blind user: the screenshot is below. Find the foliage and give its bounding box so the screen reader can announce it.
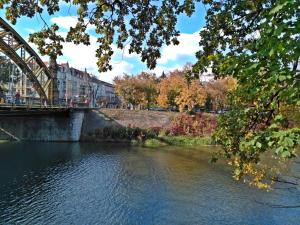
[28,24,64,61]
[136,72,158,109]
[1,0,201,72]
[114,67,233,112]
[157,70,186,108]
[114,72,158,109]
[114,75,142,109]
[144,135,212,148]
[196,0,300,185]
[170,113,217,136]
[175,80,206,112]
[204,77,237,111]
[90,125,159,142]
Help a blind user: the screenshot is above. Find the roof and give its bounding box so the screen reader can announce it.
[90,76,114,87]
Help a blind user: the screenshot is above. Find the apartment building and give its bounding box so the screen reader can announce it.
[57,63,117,107]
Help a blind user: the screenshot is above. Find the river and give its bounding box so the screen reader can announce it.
[0,142,299,225]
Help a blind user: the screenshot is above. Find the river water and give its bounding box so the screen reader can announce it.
[0,142,299,225]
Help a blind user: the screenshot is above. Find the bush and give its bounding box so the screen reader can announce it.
[169,113,217,136]
[92,126,160,141]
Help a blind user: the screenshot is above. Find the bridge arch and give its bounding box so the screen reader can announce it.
[0,17,53,103]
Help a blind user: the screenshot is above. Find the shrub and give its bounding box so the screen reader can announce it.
[169,113,217,136]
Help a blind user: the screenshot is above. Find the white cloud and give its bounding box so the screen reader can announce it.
[57,34,133,83]
[26,17,200,83]
[98,61,134,83]
[157,31,200,65]
[50,16,95,31]
[148,64,183,76]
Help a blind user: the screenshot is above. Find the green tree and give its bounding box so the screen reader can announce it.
[195,0,300,186]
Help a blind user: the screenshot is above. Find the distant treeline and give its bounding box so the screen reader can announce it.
[114,65,236,112]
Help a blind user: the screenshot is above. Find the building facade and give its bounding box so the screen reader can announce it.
[57,63,117,107]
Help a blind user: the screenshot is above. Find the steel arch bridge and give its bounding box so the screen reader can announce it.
[0,17,53,104]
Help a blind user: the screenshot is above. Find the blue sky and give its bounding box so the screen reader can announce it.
[1,2,206,83]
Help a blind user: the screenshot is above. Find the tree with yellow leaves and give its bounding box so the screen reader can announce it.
[114,72,158,109]
[176,80,206,112]
[156,71,186,109]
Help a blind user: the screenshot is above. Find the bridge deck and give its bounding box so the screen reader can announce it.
[0,104,92,116]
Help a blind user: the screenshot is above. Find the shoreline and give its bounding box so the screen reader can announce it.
[0,135,215,148]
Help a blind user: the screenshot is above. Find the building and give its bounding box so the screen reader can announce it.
[89,76,118,108]
[199,67,214,83]
[57,63,117,107]
[0,55,117,107]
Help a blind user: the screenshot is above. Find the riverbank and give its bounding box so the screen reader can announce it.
[143,136,213,148]
[81,109,217,147]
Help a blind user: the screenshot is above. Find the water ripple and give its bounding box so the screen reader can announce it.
[0,143,299,225]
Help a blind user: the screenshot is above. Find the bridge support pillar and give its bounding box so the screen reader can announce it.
[0,110,85,141]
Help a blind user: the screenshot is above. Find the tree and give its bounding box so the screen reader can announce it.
[157,71,186,108]
[136,72,158,109]
[114,75,142,109]
[175,80,206,112]
[1,0,201,72]
[195,0,300,186]
[156,68,206,112]
[113,72,158,109]
[204,77,237,111]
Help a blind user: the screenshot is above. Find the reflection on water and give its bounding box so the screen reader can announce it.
[0,142,299,225]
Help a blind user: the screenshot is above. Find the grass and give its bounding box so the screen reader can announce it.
[143,135,213,148]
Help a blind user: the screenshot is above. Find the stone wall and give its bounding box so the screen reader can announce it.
[0,109,179,142]
[80,109,178,141]
[80,110,122,141]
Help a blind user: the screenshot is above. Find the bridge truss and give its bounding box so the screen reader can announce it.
[0,17,53,104]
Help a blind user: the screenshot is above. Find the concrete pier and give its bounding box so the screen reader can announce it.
[0,108,85,141]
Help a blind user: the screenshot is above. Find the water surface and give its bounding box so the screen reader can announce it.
[0,142,299,224]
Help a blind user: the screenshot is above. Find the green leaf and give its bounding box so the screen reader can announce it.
[284,137,294,147]
[281,151,291,158]
[278,75,286,81]
[256,142,262,148]
[275,146,284,154]
[269,49,275,57]
[269,2,289,15]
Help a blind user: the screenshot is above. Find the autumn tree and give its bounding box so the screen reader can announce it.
[156,71,186,108]
[204,77,237,111]
[114,75,142,109]
[157,68,206,112]
[175,80,206,112]
[114,72,158,109]
[136,72,158,109]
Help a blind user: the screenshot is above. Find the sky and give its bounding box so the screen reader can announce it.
[1,2,207,83]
